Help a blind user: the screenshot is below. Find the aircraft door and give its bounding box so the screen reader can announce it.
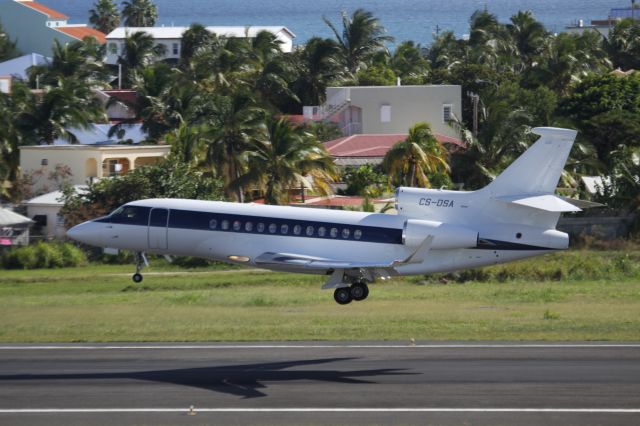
[148,208,169,250]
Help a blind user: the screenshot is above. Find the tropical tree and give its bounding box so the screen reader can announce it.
[323,8,394,75]
[383,122,449,188]
[390,41,430,85]
[179,23,214,67]
[204,94,265,201]
[166,121,207,166]
[28,39,109,88]
[606,18,640,71]
[121,0,158,27]
[0,21,19,61]
[89,0,120,34]
[427,31,467,71]
[117,30,166,87]
[506,11,548,71]
[17,76,107,145]
[291,37,342,106]
[233,117,337,205]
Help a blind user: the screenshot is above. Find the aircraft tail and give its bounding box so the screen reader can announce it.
[482,127,577,198]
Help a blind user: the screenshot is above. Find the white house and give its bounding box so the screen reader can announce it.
[105,26,296,64]
[0,0,106,56]
[304,85,462,138]
[25,186,86,239]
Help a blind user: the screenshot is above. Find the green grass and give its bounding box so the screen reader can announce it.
[0,250,639,342]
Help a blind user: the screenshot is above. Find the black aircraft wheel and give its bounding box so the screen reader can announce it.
[350,282,369,301]
[132,273,143,283]
[333,287,352,305]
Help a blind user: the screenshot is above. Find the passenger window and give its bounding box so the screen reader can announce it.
[269,223,277,233]
[342,228,350,239]
[221,220,230,230]
[330,228,338,238]
[354,229,362,240]
[293,225,302,235]
[281,224,289,234]
[209,219,218,230]
[233,220,241,231]
[306,226,314,236]
[245,222,253,232]
[318,226,326,237]
[257,223,265,232]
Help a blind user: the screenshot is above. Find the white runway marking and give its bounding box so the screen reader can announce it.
[0,344,640,350]
[0,408,639,414]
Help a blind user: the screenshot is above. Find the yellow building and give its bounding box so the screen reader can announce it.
[19,144,171,195]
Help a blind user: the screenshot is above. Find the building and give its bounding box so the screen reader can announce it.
[565,6,640,38]
[0,53,49,80]
[20,144,170,195]
[0,207,32,246]
[25,186,85,239]
[0,0,106,56]
[324,133,464,167]
[105,26,296,65]
[51,124,147,146]
[303,85,462,138]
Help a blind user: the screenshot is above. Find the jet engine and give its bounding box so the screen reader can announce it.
[403,219,479,250]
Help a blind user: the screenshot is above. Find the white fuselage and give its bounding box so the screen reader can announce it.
[68,196,564,276]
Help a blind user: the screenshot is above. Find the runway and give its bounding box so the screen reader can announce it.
[1,342,639,425]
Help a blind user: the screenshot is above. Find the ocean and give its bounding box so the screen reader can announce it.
[41,0,619,45]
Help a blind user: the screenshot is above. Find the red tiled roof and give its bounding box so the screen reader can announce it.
[324,133,464,157]
[17,1,68,19]
[56,26,106,44]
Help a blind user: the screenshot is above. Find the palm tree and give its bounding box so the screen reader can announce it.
[0,21,19,62]
[292,37,342,106]
[166,121,207,166]
[506,11,548,71]
[89,0,120,34]
[233,117,337,205]
[28,39,109,88]
[383,122,449,188]
[17,76,107,145]
[180,23,214,67]
[117,31,165,87]
[390,41,430,85]
[323,8,394,75]
[121,0,158,27]
[204,94,265,201]
[605,18,640,71]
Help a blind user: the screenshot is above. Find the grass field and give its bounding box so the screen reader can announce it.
[0,250,639,342]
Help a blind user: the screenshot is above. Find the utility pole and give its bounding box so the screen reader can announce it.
[633,0,637,21]
[467,91,480,137]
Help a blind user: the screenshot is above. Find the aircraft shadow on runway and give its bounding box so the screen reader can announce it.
[0,357,416,398]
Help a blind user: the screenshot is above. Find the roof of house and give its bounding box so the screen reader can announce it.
[0,208,33,226]
[102,90,138,105]
[55,26,106,44]
[49,123,147,145]
[0,53,49,79]
[323,133,464,158]
[26,186,87,206]
[16,0,68,19]
[106,26,296,40]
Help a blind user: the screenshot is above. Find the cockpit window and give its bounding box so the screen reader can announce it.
[109,205,151,225]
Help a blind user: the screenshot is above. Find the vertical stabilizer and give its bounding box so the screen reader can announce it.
[483,127,577,197]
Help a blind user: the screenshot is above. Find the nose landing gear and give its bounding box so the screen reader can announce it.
[333,282,370,305]
[132,252,148,283]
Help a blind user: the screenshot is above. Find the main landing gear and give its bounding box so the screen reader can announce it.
[333,282,369,305]
[132,252,148,283]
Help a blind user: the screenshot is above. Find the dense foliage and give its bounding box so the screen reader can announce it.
[1,242,87,269]
[0,2,638,216]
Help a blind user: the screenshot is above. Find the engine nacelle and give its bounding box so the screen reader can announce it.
[403,219,479,250]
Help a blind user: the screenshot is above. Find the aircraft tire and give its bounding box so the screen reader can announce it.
[132,273,143,283]
[333,287,352,305]
[350,282,369,301]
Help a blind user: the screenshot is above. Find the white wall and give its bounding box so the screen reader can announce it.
[326,85,462,138]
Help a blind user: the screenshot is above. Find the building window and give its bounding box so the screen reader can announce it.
[172,43,179,55]
[380,104,391,123]
[443,104,453,122]
[109,43,118,54]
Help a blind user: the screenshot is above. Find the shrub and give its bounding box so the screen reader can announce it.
[1,242,87,269]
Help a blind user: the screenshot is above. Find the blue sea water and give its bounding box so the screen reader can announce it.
[40,0,619,45]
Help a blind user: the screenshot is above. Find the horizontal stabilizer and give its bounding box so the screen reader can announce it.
[497,194,582,212]
[559,196,605,209]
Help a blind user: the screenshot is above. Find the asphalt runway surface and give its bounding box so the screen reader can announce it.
[0,342,639,425]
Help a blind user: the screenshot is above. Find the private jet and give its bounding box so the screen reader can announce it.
[68,127,595,304]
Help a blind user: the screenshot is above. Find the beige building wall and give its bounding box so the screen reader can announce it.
[20,145,170,195]
[326,85,462,138]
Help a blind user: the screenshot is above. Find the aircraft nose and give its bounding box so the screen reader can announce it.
[67,221,97,245]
